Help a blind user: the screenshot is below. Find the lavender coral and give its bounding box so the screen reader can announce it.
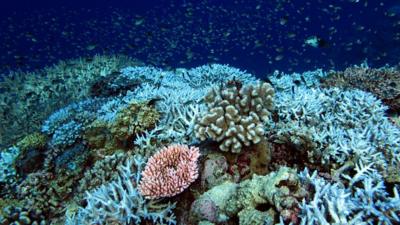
[139,144,200,199]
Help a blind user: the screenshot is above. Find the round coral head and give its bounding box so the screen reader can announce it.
[139,144,200,199]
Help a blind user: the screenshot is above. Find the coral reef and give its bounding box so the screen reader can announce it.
[0,64,399,224]
[75,152,130,200]
[195,81,274,153]
[299,164,400,224]
[139,144,200,199]
[0,146,20,184]
[190,167,307,225]
[16,132,47,152]
[321,65,400,112]
[0,205,47,225]
[67,155,177,225]
[109,100,160,142]
[0,55,139,149]
[83,100,160,155]
[200,153,233,189]
[270,86,400,177]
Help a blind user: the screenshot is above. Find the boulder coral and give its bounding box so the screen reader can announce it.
[190,167,307,225]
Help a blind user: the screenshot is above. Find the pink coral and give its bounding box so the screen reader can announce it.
[138,144,200,199]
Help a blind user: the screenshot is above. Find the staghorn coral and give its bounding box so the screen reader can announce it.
[299,164,400,224]
[67,155,177,225]
[139,144,200,199]
[120,64,257,144]
[75,152,130,200]
[195,81,274,153]
[321,65,400,112]
[269,86,400,178]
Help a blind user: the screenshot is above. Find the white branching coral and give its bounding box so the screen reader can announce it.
[299,165,400,225]
[66,155,176,225]
[195,81,274,153]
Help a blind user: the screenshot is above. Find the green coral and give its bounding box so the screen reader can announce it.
[191,167,306,225]
[16,132,47,152]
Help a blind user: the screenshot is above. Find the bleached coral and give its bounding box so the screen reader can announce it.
[270,86,400,174]
[0,146,19,183]
[50,121,82,147]
[41,98,106,135]
[0,55,136,149]
[268,69,327,92]
[121,64,257,144]
[299,165,400,224]
[67,155,176,225]
[195,81,274,153]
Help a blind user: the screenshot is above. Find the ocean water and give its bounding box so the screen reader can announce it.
[0,0,400,224]
[1,0,400,75]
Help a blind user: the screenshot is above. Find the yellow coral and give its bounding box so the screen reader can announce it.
[16,132,47,152]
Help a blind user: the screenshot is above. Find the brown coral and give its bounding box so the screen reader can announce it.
[83,101,160,155]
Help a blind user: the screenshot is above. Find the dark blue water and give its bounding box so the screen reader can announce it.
[1,0,400,76]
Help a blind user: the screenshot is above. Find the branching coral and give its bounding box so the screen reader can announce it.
[0,55,137,148]
[139,144,200,199]
[0,146,20,184]
[321,65,400,112]
[299,164,400,224]
[75,152,130,200]
[270,86,400,177]
[67,155,177,225]
[195,81,274,153]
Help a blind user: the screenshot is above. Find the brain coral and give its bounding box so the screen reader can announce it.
[194,81,274,153]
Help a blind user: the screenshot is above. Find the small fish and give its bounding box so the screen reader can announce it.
[147,98,162,106]
[305,36,329,48]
